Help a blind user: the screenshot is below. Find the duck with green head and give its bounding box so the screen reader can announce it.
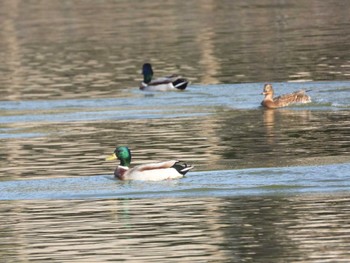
[106,146,193,181]
[140,63,190,91]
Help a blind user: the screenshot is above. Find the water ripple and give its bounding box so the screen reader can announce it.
[1,194,350,262]
[1,163,349,200]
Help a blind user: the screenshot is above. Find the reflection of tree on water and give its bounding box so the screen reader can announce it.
[221,194,350,262]
[0,198,230,262]
[214,108,349,169]
[2,108,349,180]
[262,109,313,144]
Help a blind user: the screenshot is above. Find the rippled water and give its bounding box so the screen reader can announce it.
[1,0,350,262]
[1,82,349,179]
[1,196,350,262]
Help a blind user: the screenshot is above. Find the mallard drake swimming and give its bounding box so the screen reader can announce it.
[106,146,193,181]
[140,63,190,91]
[261,84,311,108]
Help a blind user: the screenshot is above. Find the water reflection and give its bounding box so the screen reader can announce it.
[1,195,349,262]
[1,0,350,101]
[0,105,349,180]
[0,1,349,261]
[214,109,348,171]
[262,109,313,144]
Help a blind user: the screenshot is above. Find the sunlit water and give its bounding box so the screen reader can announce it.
[1,0,350,262]
[1,82,349,178]
[1,163,350,200]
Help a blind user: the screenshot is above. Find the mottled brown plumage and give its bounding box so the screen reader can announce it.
[261,84,311,109]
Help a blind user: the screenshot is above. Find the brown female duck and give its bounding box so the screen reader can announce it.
[261,84,311,109]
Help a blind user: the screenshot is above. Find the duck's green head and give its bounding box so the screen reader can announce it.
[142,63,153,84]
[106,146,131,167]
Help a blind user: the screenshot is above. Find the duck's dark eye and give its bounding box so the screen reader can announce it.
[117,149,124,155]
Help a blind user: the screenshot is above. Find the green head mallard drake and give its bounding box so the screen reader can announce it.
[106,146,193,181]
[140,63,190,91]
[261,84,311,109]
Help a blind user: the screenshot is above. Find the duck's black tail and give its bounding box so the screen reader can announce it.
[173,78,189,90]
[172,161,193,175]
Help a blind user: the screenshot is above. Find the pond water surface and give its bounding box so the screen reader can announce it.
[0,0,350,262]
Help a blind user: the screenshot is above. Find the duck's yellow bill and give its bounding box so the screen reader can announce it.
[105,153,117,161]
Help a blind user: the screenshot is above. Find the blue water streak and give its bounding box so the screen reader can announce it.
[0,163,349,200]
